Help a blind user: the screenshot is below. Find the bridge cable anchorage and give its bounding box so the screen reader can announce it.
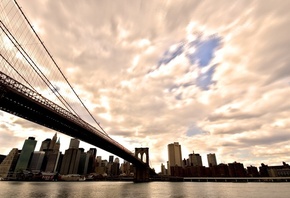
[13,0,108,136]
[0,22,80,119]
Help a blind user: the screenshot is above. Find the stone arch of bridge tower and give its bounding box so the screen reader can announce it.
[135,147,149,165]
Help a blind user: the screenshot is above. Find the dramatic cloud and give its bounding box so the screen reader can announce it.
[1,0,290,172]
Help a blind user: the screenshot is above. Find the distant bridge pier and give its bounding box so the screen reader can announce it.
[134,147,150,182]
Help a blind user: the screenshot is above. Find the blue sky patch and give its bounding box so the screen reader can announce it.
[186,124,204,137]
[196,65,216,90]
[158,43,184,67]
[187,36,221,67]
[157,34,221,91]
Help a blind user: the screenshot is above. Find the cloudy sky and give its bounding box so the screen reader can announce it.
[1,0,290,172]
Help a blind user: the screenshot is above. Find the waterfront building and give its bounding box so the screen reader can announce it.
[0,148,19,178]
[228,161,246,177]
[207,153,217,167]
[45,151,61,172]
[69,138,80,149]
[121,161,131,176]
[95,159,108,175]
[161,163,167,175]
[189,151,203,166]
[40,138,51,151]
[168,142,182,175]
[48,133,57,151]
[111,161,120,176]
[260,162,290,177]
[60,139,81,175]
[44,136,60,172]
[87,148,97,173]
[14,137,37,172]
[109,155,114,163]
[29,151,45,171]
[96,156,102,167]
[247,165,259,177]
[78,149,90,175]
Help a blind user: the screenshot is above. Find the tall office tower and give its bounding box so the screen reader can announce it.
[69,138,80,149]
[87,148,96,173]
[54,138,60,152]
[0,148,19,178]
[60,139,81,175]
[40,138,51,151]
[111,161,120,176]
[121,161,131,176]
[168,142,182,175]
[114,158,119,164]
[45,152,61,173]
[109,155,114,163]
[207,153,217,167]
[48,133,57,150]
[78,149,90,175]
[14,137,37,172]
[44,137,61,172]
[96,156,102,167]
[189,151,203,166]
[161,163,167,175]
[29,151,45,171]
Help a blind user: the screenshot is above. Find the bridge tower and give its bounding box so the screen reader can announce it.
[134,147,150,182]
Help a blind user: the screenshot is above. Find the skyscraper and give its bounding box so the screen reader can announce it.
[14,137,37,172]
[40,138,51,151]
[69,138,80,149]
[109,155,114,163]
[87,148,96,173]
[207,153,217,167]
[29,151,45,171]
[168,142,182,175]
[40,133,61,172]
[189,151,203,166]
[0,148,19,178]
[60,139,81,175]
[48,133,57,150]
[78,149,90,175]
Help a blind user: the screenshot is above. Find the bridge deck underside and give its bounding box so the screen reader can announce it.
[0,82,144,167]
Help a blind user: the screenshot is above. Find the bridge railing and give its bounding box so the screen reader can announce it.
[0,71,135,157]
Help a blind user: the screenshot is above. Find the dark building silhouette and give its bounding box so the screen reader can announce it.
[228,162,246,177]
[207,153,217,167]
[247,165,259,177]
[211,163,230,177]
[87,148,96,174]
[170,165,184,177]
[259,162,290,177]
[0,148,20,178]
[78,148,90,175]
[39,133,61,172]
[259,163,269,177]
[60,138,81,175]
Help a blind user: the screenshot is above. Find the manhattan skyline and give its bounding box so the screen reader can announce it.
[1,0,290,172]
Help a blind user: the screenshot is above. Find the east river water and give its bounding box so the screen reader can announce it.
[0,181,289,198]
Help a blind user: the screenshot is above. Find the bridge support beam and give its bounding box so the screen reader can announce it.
[134,148,150,182]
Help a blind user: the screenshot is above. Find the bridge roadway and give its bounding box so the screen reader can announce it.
[0,72,146,167]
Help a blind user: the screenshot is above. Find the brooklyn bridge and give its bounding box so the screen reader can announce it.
[0,0,150,182]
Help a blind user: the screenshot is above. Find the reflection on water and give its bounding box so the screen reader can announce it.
[0,181,290,198]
